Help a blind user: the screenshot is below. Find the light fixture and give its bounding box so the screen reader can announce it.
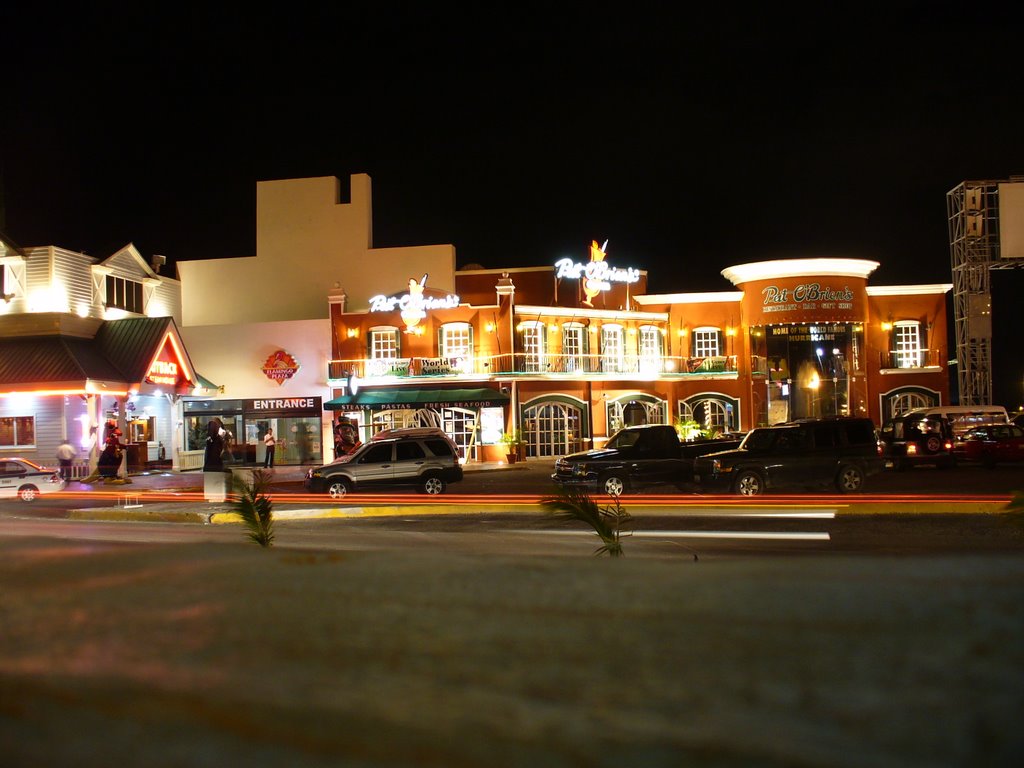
[485,322,495,333]
[726,327,736,337]
[881,322,893,331]
[347,328,358,338]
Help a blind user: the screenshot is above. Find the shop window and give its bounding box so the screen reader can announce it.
[638,325,663,373]
[0,416,35,447]
[893,321,922,368]
[692,327,721,358]
[601,324,625,372]
[105,275,144,313]
[128,417,155,443]
[520,321,545,372]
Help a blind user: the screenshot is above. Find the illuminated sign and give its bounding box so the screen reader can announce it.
[145,333,192,388]
[245,396,322,415]
[261,350,300,386]
[369,274,460,332]
[555,240,641,307]
[761,283,854,313]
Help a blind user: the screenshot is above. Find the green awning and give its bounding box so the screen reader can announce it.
[194,372,221,392]
[325,387,509,411]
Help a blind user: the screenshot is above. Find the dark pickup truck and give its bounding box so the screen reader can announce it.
[551,424,744,496]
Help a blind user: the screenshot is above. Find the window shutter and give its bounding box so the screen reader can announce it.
[437,325,445,357]
[716,330,724,357]
[919,323,928,366]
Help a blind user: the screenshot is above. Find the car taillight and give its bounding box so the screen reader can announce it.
[944,441,953,450]
[907,444,917,455]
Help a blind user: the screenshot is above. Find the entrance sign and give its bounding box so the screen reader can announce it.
[555,240,641,307]
[369,274,460,332]
[262,350,301,386]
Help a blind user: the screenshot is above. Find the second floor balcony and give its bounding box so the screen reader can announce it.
[327,353,740,382]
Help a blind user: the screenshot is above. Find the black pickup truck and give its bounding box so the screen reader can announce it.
[551,424,744,496]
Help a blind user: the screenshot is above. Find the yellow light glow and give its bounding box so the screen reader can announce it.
[485,322,495,333]
[77,302,91,318]
[726,328,736,337]
[146,300,168,318]
[347,328,359,338]
[678,328,688,337]
[28,283,70,313]
[103,307,129,321]
[881,322,893,331]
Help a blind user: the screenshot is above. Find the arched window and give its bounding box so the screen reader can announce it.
[678,394,740,436]
[522,399,585,457]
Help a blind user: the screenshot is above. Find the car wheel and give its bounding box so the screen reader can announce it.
[836,464,865,493]
[733,470,764,496]
[327,479,351,499]
[420,475,446,495]
[925,436,942,453]
[18,484,39,502]
[601,474,627,497]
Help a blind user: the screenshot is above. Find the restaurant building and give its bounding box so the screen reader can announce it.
[328,247,952,462]
[0,238,213,473]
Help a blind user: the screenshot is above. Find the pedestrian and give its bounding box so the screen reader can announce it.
[56,439,77,481]
[263,427,276,468]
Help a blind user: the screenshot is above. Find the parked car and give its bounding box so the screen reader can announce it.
[879,405,1010,469]
[692,417,883,496]
[551,424,744,496]
[1012,411,1024,428]
[0,458,68,501]
[304,428,463,498]
[953,424,1024,467]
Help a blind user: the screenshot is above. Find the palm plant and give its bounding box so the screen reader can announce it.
[232,469,275,547]
[540,486,631,557]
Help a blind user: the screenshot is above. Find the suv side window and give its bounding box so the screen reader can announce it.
[843,421,876,446]
[813,425,837,449]
[396,441,426,461]
[775,429,806,451]
[359,444,393,463]
[424,439,454,457]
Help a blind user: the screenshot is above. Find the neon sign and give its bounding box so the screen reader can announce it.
[555,240,641,307]
[145,333,192,388]
[369,274,460,332]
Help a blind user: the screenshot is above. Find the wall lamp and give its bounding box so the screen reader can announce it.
[881,322,893,331]
[485,322,495,333]
[346,328,359,338]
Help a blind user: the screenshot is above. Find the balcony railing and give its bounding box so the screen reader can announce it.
[328,354,739,381]
[880,349,943,370]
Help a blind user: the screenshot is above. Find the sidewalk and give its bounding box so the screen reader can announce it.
[64,460,534,524]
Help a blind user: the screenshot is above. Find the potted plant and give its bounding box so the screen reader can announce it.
[500,429,524,463]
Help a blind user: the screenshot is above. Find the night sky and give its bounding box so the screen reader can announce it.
[3,3,1024,403]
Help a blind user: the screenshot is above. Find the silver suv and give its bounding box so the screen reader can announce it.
[304,428,463,498]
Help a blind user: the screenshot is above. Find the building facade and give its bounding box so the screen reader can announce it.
[0,240,211,474]
[328,250,952,462]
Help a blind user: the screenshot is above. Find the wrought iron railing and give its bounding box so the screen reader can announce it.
[880,349,943,369]
[327,353,739,381]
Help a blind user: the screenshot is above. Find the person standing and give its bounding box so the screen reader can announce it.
[56,439,77,481]
[263,427,276,468]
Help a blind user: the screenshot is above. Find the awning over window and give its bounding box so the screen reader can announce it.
[325,387,509,411]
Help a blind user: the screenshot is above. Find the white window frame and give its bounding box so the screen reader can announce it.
[369,327,399,360]
[601,324,625,372]
[520,321,546,372]
[440,322,471,359]
[692,326,720,358]
[562,322,585,372]
[893,321,922,368]
[105,274,145,314]
[638,325,663,373]
[0,415,36,448]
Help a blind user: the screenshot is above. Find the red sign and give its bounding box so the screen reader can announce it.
[262,350,300,386]
[146,333,192,388]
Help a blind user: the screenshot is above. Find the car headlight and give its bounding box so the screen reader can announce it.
[308,469,322,479]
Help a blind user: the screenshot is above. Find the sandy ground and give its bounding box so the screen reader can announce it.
[2,536,1023,767]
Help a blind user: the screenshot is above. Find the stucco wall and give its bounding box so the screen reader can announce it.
[177,175,457,326]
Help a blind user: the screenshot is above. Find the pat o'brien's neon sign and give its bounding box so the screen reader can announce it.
[369,274,460,332]
[555,240,641,307]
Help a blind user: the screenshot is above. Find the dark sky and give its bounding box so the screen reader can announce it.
[3,2,1024,401]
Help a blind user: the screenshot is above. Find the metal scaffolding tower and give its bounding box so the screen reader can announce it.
[947,178,1024,405]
